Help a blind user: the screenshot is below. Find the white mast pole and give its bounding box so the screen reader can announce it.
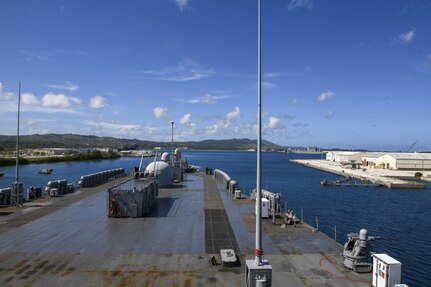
[15,81,21,185]
[171,121,174,162]
[12,81,22,207]
[255,0,263,266]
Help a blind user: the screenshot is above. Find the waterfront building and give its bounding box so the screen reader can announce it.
[376,153,431,170]
[325,151,337,161]
[326,151,365,164]
[330,151,366,165]
[326,151,431,171]
[361,152,386,168]
[96,147,118,153]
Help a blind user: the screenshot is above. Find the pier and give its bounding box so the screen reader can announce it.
[0,171,371,286]
[291,159,426,189]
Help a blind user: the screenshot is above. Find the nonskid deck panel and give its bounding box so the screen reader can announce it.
[203,173,240,254]
[205,209,240,254]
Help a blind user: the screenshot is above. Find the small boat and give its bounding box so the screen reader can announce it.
[38,168,53,174]
[321,176,350,186]
[320,179,329,186]
[320,177,379,187]
[0,172,4,177]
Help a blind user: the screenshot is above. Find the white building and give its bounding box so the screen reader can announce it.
[327,151,431,171]
[325,151,360,162]
[361,152,385,168]
[334,152,366,164]
[325,151,366,168]
[325,151,336,161]
[377,153,431,170]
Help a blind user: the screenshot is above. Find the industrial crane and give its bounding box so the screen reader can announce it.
[405,140,418,152]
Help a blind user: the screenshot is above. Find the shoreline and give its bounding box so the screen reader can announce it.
[0,152,120,167]
[290,159,426,189]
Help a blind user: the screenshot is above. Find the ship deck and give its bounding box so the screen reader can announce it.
[0,173,371,286]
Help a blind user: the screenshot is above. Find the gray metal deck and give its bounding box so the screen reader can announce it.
[0,173,371,286]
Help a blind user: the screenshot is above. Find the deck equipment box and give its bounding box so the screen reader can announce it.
[261,198,269,218]
[372,253,402,287]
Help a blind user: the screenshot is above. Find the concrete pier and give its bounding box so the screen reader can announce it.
[291,159,425,189]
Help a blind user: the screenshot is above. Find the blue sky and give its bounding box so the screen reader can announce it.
[0,0,430,150]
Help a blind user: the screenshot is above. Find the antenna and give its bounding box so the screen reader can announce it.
[405,140,418,152]
[255,0,263,266]
[11,81,22,207]
[171,121,174,163]
[153,149,159,176]
[138,152,145,172]
[245,2,272,285]
[16,81,21,185]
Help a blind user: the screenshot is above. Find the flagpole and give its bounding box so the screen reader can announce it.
[255,0,263,266]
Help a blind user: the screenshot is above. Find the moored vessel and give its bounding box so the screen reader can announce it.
[38,168,53,174]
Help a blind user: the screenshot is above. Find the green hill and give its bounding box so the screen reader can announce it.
[0,134,281,151]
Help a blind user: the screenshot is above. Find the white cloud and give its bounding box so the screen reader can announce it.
[399,29,415,43]
[175,0,189,12]
[264,72,284,78]
[139,59,214,82]
[180,113,191,125]
[107,92,118,97]
[291,98,298,104]
[267,117,280,129]
[98,122,139,131]
[423,54,431,68]
[22,93,40,105]
[85,120,140,131]
[42,92,79,108]
[262,81,277,90]
[205,107,241,135]
[70,97,82,105]
[153,107,170,119]
[317,91,334,102]
[26,118,52,125]
[47,81,79,92]
[226,106,241,120]
[264,68,309,79]
[0,82,15,100]
[206,122,225,134]
[0,83,81,111]
[177,123,198,138]
[288,0,314,11]
[325,110,335,119]
[89,96,108,109]
[21,105,81,115]
[186,93,230,104]
[0,87,81,114]
[20,49,50,61]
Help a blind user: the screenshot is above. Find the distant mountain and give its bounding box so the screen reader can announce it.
[177,138,281,150]
[0,134,282,151]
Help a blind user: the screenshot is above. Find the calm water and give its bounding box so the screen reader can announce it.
[1,150,429,286]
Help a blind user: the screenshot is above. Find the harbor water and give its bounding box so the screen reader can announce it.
[1,150,429,286]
